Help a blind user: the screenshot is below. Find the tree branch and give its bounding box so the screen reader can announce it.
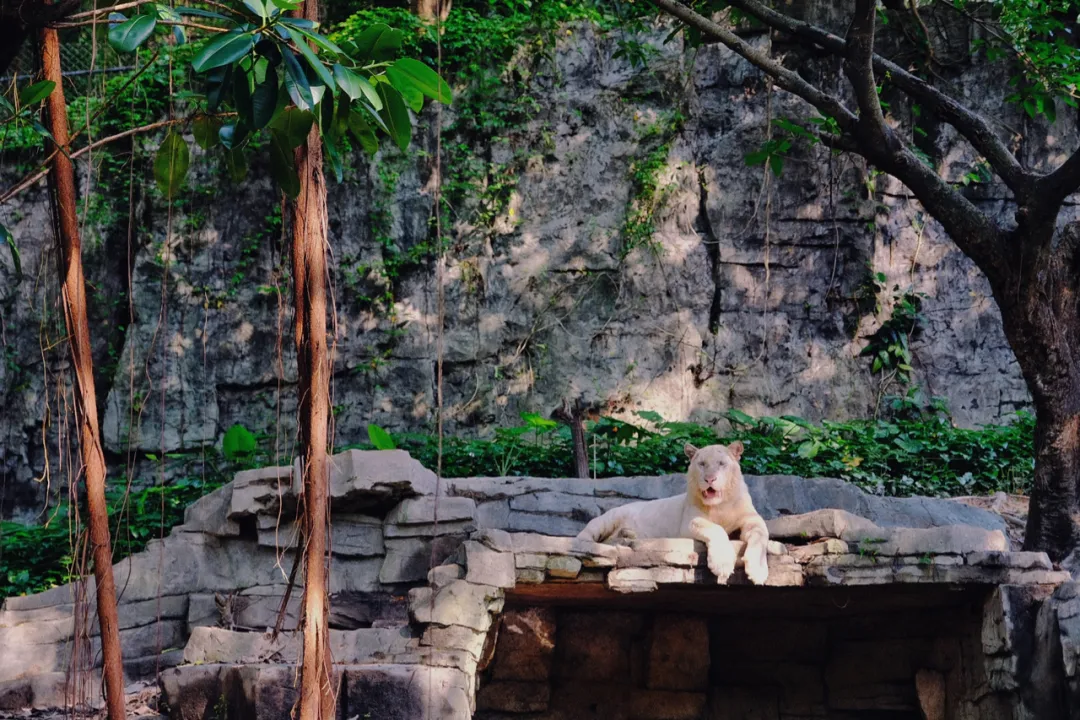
[844,0,891,148]
[724,0,1030,196]
[648,0,1009,283]
[645,0,858,132]
[1037,147,1080,207]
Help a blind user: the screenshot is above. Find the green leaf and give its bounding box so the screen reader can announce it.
[284,27,335,95]
[744,149,768,166]
[193,115,222,150]
[251,65,278,129]
[347,111,378,155]
[0,223,21,278]
[797,440,820,459]
[288,26,347,58]
[769,154,784,177]
[18,80,55,107]
[726,408,754,425]
[635,410,665,423]
[108,15,157,53]
[270,106,314,148]
[153,132,190,197]
[324,135,344,183]
[222,423,257,459]
[282,50,314,110]
[521,412,558,430]
[233,66,253,121]
[895,437,924,454]
[332,64,365,101]
[385,67,423,112]
[350,23,403,63]
[377,83,411,151]
[242,0,267,19]
[178,7,231,20]
[388,58,451,104]
[269,130,300,198]
[225,147,248,183]
[192,31,256,73]
[206,65,233,113]
[367,424,396,450]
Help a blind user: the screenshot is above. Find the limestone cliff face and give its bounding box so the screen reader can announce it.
[0,8,1061,515]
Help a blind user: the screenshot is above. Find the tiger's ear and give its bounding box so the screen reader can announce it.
[684,443,698,460]
[727,440,744,461]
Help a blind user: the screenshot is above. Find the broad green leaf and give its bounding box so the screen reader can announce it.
[385,67,423,112]
[225,147,248,183]
[193,115,222,149]
[347,111,378,155]
[388,58,451,104]
[521,412,557,430]
[324,135,343,182]
[377,83,411,151]
[769,154,784,177]
[273,0,300,9]
[282,50,314,110]
[332,64,365,101]
[289,26,347,58]
[270,106,314,148]
[178,7,231,20]
[192,31,256,73]
[350,23,403,63]
[18,81,55,107]
[154,132,190,198]
[356,100,389,134]
[242,0,267,19]
[0,223,21,278]
[269,130,300,198]
[233,67,253,121]
[635,410,665,423]
[206,65,233,112]
[108,15,157,53]
[367,424,395,450]
[222,423,256,459]
[797,440,820,459]
[251,66,278,129]
[284,27,335,95]
[726,408,754,425]
[277,16,316,29]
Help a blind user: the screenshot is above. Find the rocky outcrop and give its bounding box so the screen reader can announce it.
[3,449,1080,718]
[0,5,1051,517]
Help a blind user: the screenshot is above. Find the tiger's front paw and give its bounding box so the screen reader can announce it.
[707,543,737,584]
[743,546,769,585]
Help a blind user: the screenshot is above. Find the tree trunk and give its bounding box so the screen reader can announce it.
[39,25,127,720]
[412,0,450,25]
[995,223,1080,561]
[292,1,334,717]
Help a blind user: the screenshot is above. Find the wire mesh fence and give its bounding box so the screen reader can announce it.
[1,32,133,93]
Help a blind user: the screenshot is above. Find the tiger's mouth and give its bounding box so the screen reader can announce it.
[702,486,720,501]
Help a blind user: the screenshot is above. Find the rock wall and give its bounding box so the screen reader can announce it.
[3,4,1072,515]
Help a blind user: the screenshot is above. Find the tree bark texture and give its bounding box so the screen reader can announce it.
[292,0,334,716]
[996,224,1080,559]
[39,25,127,720]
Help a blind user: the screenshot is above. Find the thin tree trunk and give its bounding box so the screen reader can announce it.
[996,224,1080,561]
[39,25,126,720]
[292,0,334,715]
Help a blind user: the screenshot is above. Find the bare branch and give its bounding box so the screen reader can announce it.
[1037,148,1080,207]
[648,0,1009,283]
[844,0,891,148]
[725,0,1030,196]
[645,0,858,131]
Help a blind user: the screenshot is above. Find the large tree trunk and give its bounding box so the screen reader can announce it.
[39,25,127,720]
[292,1,334,717]
[996,223,1080,561]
